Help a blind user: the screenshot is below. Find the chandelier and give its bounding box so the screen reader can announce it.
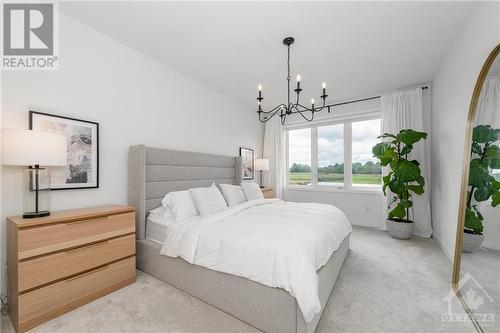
[256,37,328,125]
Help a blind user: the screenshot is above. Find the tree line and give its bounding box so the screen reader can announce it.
[290,161,382,174]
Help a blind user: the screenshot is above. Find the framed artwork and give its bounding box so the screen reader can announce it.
[29,111,99,190]
[239,147,254,180]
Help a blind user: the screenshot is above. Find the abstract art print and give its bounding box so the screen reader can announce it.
[239,147,254,180]
[30,111,99,190]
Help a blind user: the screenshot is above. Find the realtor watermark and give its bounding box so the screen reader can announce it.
[2,1,59,70]
[442,272,496,328]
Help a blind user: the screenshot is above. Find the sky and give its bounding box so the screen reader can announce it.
[289,118,381,167]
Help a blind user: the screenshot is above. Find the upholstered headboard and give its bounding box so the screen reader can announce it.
[128,145,242,239]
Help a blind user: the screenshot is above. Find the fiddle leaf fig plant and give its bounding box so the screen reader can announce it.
[372,129,427,222]
[465,125,500,235]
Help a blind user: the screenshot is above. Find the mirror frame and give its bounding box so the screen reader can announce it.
[451,43,500,331]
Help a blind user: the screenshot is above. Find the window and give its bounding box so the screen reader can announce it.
[287,116,381,190]
[352,119,382,187]
[318,124,344,186]
[288,128,311,185]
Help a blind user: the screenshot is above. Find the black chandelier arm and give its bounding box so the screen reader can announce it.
[311,100,327,114]
[292,103,310,112]
[258,109,279,123]
[257,103,287,115]
[289,105,315,122]
[296,98,327,113]
[257,103,287,123]
[295,89,301,105]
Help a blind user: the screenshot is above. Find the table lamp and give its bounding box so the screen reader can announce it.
[2,130,67,218]
[255,158,269,188]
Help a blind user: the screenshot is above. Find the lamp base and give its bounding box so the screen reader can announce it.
[23,211,50,219]
[23,166,51,219]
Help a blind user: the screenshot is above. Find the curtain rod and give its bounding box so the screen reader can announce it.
[326,86,428,110]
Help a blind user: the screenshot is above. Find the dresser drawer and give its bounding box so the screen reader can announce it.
[18,212,135,260]
[18,234,135,292]
[18,256,135,325]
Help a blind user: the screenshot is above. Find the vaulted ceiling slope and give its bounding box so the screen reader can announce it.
[61,1,475,109]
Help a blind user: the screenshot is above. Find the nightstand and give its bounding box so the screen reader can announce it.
[7,205,136,332]
[261,187,275,199]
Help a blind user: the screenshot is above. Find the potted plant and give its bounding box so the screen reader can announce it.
[372,129,427,239]
[463,125,500,252]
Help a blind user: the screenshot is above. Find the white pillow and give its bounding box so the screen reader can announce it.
[190,183,228,216]
[148,207,176,226]
[148,206,174,220]
[241,182,264,200]
[161,190,199,222]
[219,184,247,207]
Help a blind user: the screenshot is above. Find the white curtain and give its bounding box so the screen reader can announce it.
[476,75,500,127]
[380,88,433,238]
[263,116,286,198]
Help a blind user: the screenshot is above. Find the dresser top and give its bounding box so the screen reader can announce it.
[8,205,135,228]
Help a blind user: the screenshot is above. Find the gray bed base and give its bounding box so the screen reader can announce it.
[128,145,350,333]
[137,237,349,333]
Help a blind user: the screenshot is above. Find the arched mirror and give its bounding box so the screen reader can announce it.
[453,44,500,332]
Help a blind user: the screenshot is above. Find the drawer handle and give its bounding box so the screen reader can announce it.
[65,265,109,282]
[65,240,109,254]
[65,216,108,225]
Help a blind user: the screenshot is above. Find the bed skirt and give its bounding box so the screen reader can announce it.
[136,235,350,333]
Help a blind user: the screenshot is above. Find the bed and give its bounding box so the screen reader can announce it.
[128,145,350,333]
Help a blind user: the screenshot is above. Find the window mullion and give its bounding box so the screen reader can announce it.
[311,127,318,186]
[344,122,352,188]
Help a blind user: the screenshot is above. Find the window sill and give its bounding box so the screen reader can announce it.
[285,185,383,195]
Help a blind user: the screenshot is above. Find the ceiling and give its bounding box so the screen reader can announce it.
[61,1,475,109]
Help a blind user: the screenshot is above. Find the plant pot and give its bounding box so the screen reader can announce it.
[462,231,485,253]
[386,219,414,240]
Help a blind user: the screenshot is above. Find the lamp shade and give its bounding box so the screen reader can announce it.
[2,130,67,166]
[255,158,269,171]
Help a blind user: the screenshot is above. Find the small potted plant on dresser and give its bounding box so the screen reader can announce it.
[372,129,427,239]
[463,125,500,252]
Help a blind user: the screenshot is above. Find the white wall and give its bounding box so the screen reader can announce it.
[0,14,262,294]
[284,189,384,227]
[431,2,500,261]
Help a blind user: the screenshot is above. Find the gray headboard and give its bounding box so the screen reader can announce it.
[128,145,242,239]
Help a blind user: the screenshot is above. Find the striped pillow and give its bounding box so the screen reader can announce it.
[190,183,228,216]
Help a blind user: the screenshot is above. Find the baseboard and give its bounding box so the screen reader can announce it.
[432,233,454,263]
[350,220,382,229]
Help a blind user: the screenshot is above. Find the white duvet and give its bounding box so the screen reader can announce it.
[160,199,352,322]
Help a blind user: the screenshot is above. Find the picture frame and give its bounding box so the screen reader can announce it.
[239,147,254,180]
[29,111,99,190]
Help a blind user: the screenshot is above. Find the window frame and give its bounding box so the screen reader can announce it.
[286,112,382,193]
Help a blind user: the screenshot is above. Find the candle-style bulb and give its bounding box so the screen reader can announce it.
[258,84,262,91]
[322,82,326,89]
[296,74,301,82]
[311,98,315,105]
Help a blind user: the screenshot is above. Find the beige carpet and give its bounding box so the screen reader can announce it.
[461,247,500,332]
[1,227,476,333]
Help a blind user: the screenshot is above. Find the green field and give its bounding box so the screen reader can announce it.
[290,172,381,185]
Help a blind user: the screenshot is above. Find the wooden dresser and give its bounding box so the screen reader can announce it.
[7,205,136,332]
[262,187,275,199]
